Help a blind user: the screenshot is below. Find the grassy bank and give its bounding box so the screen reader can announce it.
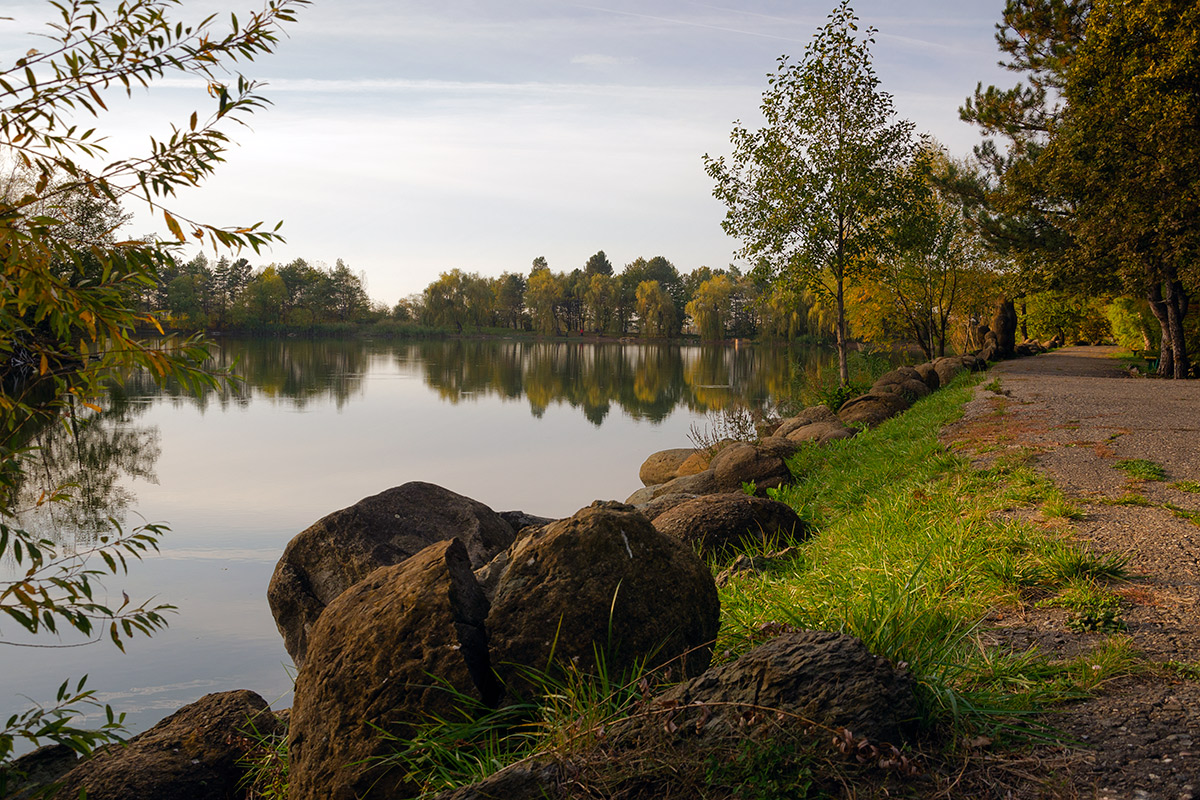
[247,374,1136,798]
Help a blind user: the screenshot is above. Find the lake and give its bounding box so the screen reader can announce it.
[2,337,834,745]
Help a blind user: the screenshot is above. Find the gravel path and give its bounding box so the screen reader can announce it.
[944,346,1200,799]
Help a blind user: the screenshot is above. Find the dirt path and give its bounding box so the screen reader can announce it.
[944,346,1200,799]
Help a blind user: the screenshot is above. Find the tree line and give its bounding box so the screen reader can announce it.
[152,253,374,329]
[398,253,830,341]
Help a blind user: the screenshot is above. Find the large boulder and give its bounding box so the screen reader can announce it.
[4,745,78,799]
[871,366,931,402]
[837,392,906,428]
[486,502,719,695]
[432,759,565,800]
[626,469,719,504]
[774,405,837,439]
[784,420,854,445]
[650,493,808,557]
[288,539,497,800]
[931,356,967,388]
[638,448,696,486]
[647,630,918,746]
[51,690,278,800]
[709,437,799,493]
[268,482,515,667]
[633,491,703,522]
[913,362,940,391]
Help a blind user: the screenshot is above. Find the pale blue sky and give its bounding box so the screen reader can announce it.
[1,1,1012,304]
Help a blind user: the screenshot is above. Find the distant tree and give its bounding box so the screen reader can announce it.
[619,256,683,336]
[328,259,370,322]
[243,266,288,326]
[421,270,469,332]
[526,269,565,335]
[635,280,677,338]
[493,272,527,330]
[704,1,917,383]
[687,274,735,340]
[462,272,495,330]
[584,250,614,277]
[584,273,618,334]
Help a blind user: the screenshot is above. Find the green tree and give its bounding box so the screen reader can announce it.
[421,270,469,332]
[704,1,917,383]
[686,274,734,340]
[635,280,677,338]
[583,272,617,334]
[0,0,306,770]
[526,268,565,335]
[877,147,989,359]
[493,272,526,330]
[328,259,370,322]
[584,250,614,277]
[1048,0,1198,377]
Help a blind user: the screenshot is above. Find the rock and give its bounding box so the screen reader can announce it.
[636,469,720,501]
[647,630,918,746]
[633,492,702,521]
[913,362,940,390]
[932,356,967,387]
[785,420,854,445]
[288,539,498,800]
[3,745,78,799]
[838,393,903,428]
[486,502,719,696]
[498,510,556,535]
[431,759,565,800]
[709,437,799,494]
[676,450,712,476]
[651,493,808,558]
[871,367,930,402]
[638,448,696,486]
[775,405,837,439]
[268,481,515,667]
[624,484,660,505]
[51,690,278,800]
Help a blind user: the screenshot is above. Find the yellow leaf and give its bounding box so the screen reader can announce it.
[39,353,48,375]
[163,211,185,243]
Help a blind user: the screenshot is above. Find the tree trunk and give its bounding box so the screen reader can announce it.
[1147,283,1175,377]
[1164,279,1190,379]
[835,276,849,385]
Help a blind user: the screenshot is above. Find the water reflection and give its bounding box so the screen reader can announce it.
[401,339,830,424]
[114,338,833,423]
[11,390,160,548]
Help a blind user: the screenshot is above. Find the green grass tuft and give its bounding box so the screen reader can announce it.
[1113,459,1167,482]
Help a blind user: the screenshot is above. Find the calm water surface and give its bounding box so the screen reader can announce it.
[3,338,832,742]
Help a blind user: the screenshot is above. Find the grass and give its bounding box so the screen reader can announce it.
[1171,480,1200,494]
[1113,459,1167,482]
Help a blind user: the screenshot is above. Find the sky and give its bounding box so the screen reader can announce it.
[0,1,1015,305]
